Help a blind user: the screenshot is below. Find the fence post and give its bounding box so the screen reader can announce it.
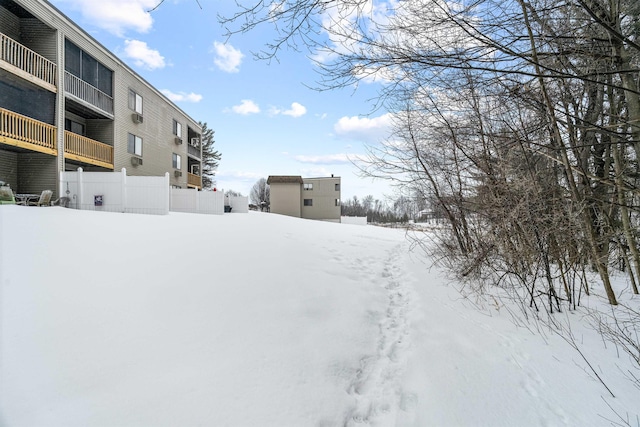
[77,167,83,210]
[121,168,127,213]
[195,188,200,214]
[59,171,64,202]
[164,173,170,214]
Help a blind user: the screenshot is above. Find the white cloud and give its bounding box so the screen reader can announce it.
[294,154,352,164]
[270,102,307,118]
[282,102,307,117]
[123,40,165,70]
[216,170,264,180]
[212,41,244,73]
[294,153,368,165]
[228,100,260,115]
[334,113,393,143]
[161,89,203,103]
[57,0,157,36]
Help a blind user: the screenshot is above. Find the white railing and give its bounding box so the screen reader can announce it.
[64,71,113,115]
[0,32,57,87]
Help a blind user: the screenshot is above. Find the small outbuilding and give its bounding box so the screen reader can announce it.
[268,175,341,222]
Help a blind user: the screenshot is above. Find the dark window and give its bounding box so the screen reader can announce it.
[335,183,340,191]
[172,119,182,137]
[335,199,340,206]
[129,89,143,114]
[64,118,85,135]
[128,133,142,156]
[97,63,113,96]
[172,153,181,169]
[81,52,98,87]
[64,39,81,77]
[304,199,313,206]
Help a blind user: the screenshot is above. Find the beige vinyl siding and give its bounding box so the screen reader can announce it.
[270,182,302,218]
[300,177,341,221]
[112,74,195,186]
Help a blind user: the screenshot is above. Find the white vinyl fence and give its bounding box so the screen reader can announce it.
[226,195,249,213]
[60,168,170,215]
[341,216,368,226]
[170,188,225,215]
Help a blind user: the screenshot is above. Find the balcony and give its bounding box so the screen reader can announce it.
[64,131,114,169]
[64,72,114,117]
[188,143,201,159]
[0,32,57,92]
[0,107,56,155]
[188,173,202,189]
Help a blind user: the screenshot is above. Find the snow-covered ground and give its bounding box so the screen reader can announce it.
[1,205,638,426]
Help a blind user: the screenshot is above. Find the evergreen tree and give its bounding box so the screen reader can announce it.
[199,121,221,189]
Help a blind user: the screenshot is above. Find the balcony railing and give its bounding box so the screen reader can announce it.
[0,32,57,89]
[64,72,114,115]
[188,173,202,188]
[64,131,114,169]
[188,144,201,158]
[0,107,56,155]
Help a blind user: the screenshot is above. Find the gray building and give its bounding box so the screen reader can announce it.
[268,175,341,222]
[0,0,203,198]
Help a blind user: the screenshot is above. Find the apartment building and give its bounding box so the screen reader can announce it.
[267,175,341,222]
[0,0,203,199]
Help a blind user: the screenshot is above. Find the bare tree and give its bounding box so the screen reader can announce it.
[221,0,640,387]
[250,178,270,210]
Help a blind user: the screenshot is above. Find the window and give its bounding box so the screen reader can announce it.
[128,89,143,114]
[303,183,313,191]
[172,119,182,137]
[82,52,97,87]
[65,40,81,77]
[65,39,113,96]
[304,199,313,206]
[64,119,85,135]
[97,63,113,96]
[172,153,181,169]
[335,199,341,206]
[128,133,142,156]
[335,183,340,191]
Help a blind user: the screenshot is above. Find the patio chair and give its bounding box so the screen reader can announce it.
[0,183,16,205]
[28,190,53,207]
[51,196,70,207]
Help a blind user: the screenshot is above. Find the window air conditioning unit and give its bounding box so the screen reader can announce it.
[190,164,200,175]
[190,137,200,146]
[174,170,182,177]
[131,113,144,124]
[131,156,143,166]
[174,137,183,145]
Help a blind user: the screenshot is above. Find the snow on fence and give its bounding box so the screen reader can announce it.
[226,195,248,213]
[341,216,368,226]
[170,188,225,215]
[60,168,170,215]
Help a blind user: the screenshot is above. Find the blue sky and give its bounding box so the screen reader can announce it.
[49,0,394,200]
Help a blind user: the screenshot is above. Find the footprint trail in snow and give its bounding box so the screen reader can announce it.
[343,243,416,426]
